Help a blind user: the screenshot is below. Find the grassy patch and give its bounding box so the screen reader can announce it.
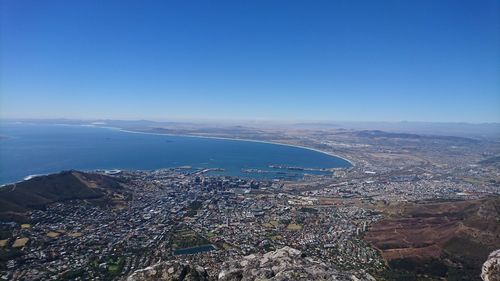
[108,264,120,273]
[107,257,124,275]
[286,223,302,230]
[12,237,29,248]
[47,231,61,238]
[170,227,209,248]
[269,220,280,226]
[270,235,283,241]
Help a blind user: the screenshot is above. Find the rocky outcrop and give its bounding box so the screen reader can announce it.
[218,246,375,281]
[127,247,375,281]
[482,249,500,281]
[127,261,210,281]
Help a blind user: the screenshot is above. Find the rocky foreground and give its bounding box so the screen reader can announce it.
[482,249,500,281]
[127,247,376,281]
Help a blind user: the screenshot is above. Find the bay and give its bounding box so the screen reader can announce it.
[0,122,351,184]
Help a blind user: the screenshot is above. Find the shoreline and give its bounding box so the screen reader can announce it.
[109,127,355,167]
[4,121,355,166]
[0,123,354,185]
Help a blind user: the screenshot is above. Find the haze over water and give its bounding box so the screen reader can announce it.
[0,123,351,184]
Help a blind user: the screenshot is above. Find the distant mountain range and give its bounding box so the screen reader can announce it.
[292,121,500,139]
[2,118,499,139]
[351,130,480,143]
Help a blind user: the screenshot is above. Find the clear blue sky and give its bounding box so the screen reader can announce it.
[1,0,499,123]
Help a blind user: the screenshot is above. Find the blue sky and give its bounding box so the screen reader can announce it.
[1,0,499,123]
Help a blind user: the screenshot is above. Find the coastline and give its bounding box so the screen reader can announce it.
[0,122,354,185]
[109,127,355,167]
[4,121,354,166]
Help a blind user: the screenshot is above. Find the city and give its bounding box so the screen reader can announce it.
[1,0,499,280]
[0,127,498,280]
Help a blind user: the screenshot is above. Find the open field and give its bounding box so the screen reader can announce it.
[12,238,29,248]
[286,223,303,230]
[170,227,209,249]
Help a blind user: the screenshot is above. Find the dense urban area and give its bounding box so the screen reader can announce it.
[1,126,499,281]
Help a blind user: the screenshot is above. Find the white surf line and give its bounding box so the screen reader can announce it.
[0,124,354,186]
[4,122,355,167]
[105,126,355,167]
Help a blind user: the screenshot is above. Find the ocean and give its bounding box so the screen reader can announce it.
[0,122,351,184]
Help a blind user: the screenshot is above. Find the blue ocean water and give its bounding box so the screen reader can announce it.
[0,123,351,184]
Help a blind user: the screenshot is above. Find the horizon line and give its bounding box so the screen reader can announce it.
[1,117,499,126]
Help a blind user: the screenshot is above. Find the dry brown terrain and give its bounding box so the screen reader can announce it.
[364,197,500,279]
[366,198,500,259]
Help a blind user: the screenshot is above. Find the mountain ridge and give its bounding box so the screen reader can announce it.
[0,170,125,222]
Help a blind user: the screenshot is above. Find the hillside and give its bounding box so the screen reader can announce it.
[364,197,500,280]
[0,171,125,222]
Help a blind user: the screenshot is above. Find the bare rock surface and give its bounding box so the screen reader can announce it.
[127,247,376,281]
[127,260,210,281]
[217,246,375,281]
[482,249,500,281]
